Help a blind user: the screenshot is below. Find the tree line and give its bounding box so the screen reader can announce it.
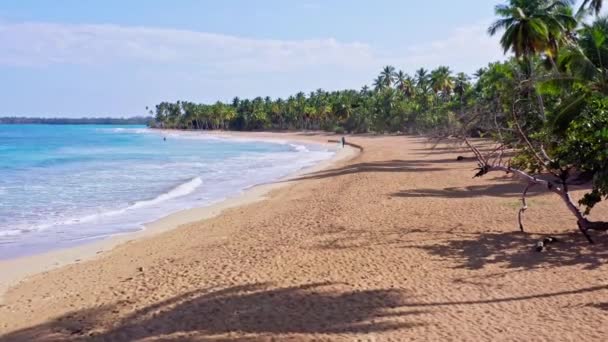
[151,0,608,242]
[148,65,475,134]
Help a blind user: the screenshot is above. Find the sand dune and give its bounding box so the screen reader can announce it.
[1,133,607,341]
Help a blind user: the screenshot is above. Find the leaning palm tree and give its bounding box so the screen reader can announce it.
[488,0,576,120]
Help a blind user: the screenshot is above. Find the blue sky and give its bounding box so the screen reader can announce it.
[0,0,510,117]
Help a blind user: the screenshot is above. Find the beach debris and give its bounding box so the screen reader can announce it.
[534,236,559,252]
[456,156,465,161]
[543,237,559,245]
[137,266,145,272]
[535,241,545,252]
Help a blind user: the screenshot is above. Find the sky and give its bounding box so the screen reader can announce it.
[0,0,512,117]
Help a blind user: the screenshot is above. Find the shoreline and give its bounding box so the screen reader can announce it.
[0,131,358,299]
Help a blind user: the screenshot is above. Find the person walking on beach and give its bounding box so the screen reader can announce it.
[341,136,346,148]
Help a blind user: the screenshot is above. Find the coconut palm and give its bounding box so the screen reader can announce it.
[488,0,576,120]
[431,66,454,101]
[488,0,576,59]
[551,15,608,132]
[454,72,471,99]
[454,72,471,115]
[415,68,431,94]
[579,0,603,16]
[395,70,415,97]
[403,75,416,98]
[395,70,406,89]
[380,66,396,88]
[474,68,487,79]
[373,75,387,91]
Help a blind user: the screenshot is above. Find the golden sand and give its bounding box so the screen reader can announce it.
[1,133,607,341]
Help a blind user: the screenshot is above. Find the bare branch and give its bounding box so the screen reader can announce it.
[540,144,552,163]
[518,182,537,232]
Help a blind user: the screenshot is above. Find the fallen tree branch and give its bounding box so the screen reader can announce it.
[464,137,606,243]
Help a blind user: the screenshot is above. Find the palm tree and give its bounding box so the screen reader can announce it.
[488,0,576,59]
[474,68,487,79]
[380,66,396,88]
[431,66,454,101]
[488,0,576,120]
[579,0,603,16]
[395,70,406,89]
[551,15,608,132]
[454,72,471,115]
[415,68,431,94]
[373,75,387,91]
[394,70,414,97]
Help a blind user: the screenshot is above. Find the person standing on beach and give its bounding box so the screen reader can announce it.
[341,136,345,148]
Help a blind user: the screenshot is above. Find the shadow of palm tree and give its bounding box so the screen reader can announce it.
[588,302,608,311]
[391,183,546,199]
[0,283,423,341]
[290,160,445,181]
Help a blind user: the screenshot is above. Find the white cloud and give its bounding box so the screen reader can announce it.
[0,19,506,75]
[0,20,376,72]
[393,21,506,73]
[0,19,510,115]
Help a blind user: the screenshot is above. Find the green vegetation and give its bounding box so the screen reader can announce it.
[151,0,608,241]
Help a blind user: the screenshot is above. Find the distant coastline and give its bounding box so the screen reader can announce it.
[0,116,153,125]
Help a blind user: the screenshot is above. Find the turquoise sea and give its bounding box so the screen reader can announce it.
[0,125,334,258]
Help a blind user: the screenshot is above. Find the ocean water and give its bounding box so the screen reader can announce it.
[0,125,334,258]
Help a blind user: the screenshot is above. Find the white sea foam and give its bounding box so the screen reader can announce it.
[0,126,335,259]
[289,143,309,152]
[66,177,203,223]
[129,177,203,209]
[102,127,151,134]
[0,177,203,239]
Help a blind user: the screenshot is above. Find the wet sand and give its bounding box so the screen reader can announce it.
[1,133,607,341]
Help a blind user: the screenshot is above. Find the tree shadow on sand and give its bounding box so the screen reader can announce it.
[0,283,424,341]
[392,182,546,199]
[289,160,445,181]
[417,231,608,271]
[314,226,608,271]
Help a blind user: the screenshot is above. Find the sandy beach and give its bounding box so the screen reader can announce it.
[1,132,608,341]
